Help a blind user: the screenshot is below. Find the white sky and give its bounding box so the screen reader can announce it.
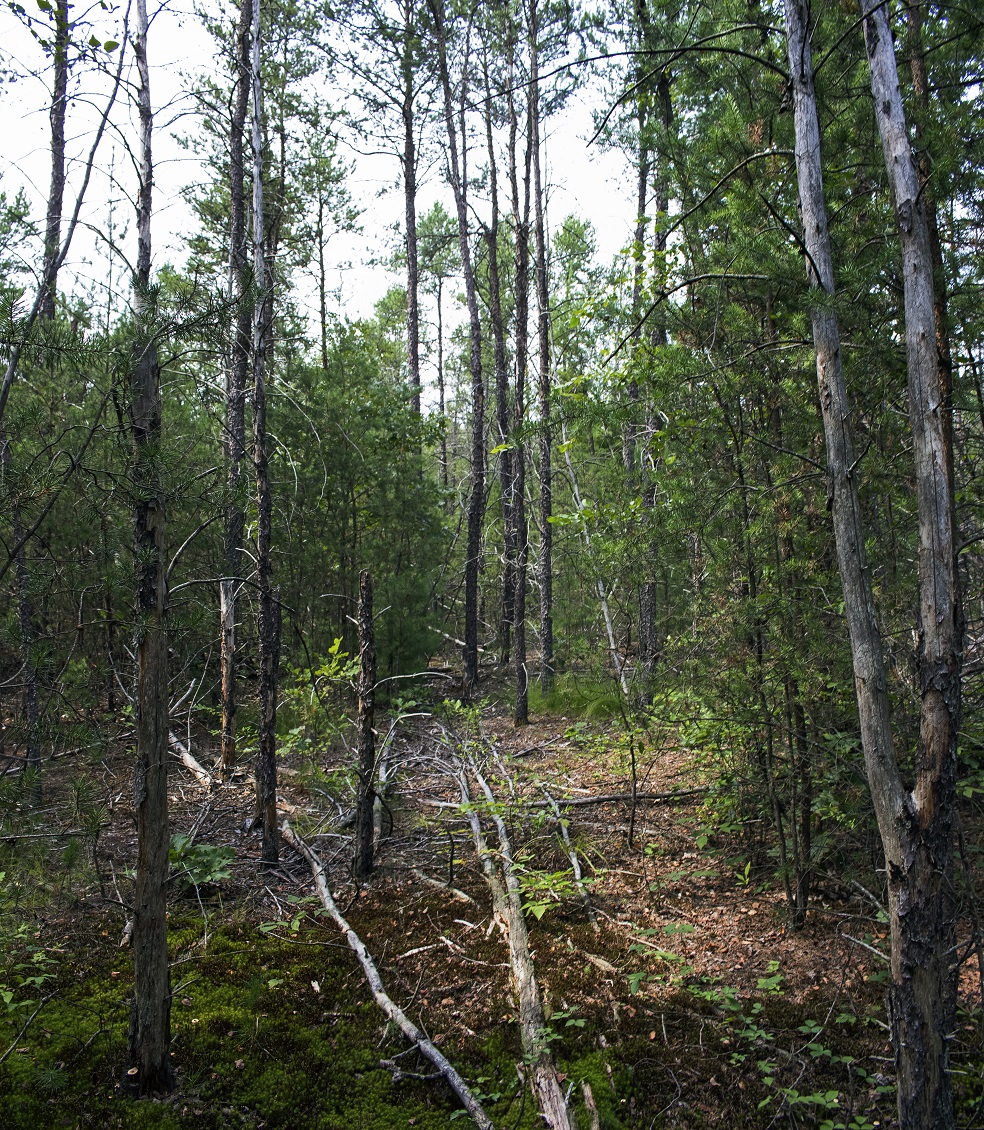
[0,0,637,330]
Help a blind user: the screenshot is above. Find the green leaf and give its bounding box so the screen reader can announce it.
[103,39,119,50]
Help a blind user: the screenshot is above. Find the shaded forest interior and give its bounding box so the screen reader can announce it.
[1,0,984,1126]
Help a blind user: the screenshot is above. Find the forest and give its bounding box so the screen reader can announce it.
[0,0,982,1126]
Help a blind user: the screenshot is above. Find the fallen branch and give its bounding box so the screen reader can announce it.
[466,766,573,1130]
[411,868,477,904]
[544,792,599,933]
[280,820,493,1130]
[168,732,212,786]
[526,789,706,809]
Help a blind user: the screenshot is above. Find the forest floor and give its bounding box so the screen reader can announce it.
[1,670,982,1129]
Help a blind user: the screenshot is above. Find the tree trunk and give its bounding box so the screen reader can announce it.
[507,31,531,727]
[861,4,962,1125]
[220,0,253,774]
[402,0,421,416]
[40,0,69,321]
[785,2,961,1124]
[482,43,514,667]
[354,570,376,880]
[250,0,279,866]
[126,0,173,1093]
[429,0,484,695]
[530,2,553,693]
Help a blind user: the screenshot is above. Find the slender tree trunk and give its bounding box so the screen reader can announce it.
[507,32,531,726]
[430,0,484,694]
[482,45,514,667]
[0,434,40,781]
[636,71,672,689]
[250,0,279,866]
[402,0,421,416]
[861,4,962,1125]
[126,0,173,1093]
[354,570,376,880]
[436,276,448,492]
[41,0,69,320]
[220,0,252,774]
[530,3,553,693]
[906,0,954,486]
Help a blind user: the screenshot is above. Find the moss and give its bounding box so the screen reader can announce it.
[0,921,507,1129]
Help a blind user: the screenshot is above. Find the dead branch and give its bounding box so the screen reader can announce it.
[410,868,477,904]
[168,732,212,787]
[280,821,494,1130]
[526,789,706,809]
[465,765,573,1130]
[544,791,599,933]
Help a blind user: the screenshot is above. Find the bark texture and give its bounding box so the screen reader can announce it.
[530,5,554,693]
[785,2,962,1124]
[127,0,173,1092]
[250,0,279,865]
[220,0,253,773]
[861,5,962,1125]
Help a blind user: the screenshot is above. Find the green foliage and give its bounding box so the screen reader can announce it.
[168,836,235,889]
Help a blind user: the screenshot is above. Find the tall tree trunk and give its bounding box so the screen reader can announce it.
[482,44,514,667]
[250,0,279,866]
[785,3,961,1125]
[402,0,421,416]
[353,570,376,880]
[530,2,553,693]
[507,28,531,726]
[861,4,962,1125]
[429,0,484,694]
[220,0,253,774]
[126,0,173,1093]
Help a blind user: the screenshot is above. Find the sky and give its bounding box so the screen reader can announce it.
[0,0,637,330]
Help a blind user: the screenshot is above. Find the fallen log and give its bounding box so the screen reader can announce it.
[280,820,493,1130]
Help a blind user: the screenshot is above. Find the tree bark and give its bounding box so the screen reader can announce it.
[507,29,531,726]
[126,0,173,1093]
[354,570,376,880]
[402,0,421,416]
[530,2,553,693]
[784,2,961,1124]
[220,0,253,774]
[429,0,484,695]
[250,0,279,866]
[481,42,514,667]
[40,0,69,321]
[861,4,962,1124]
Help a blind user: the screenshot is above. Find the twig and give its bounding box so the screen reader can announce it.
[0,992,57,1066]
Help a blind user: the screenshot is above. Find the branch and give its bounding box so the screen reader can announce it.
[281,821,494,1130]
